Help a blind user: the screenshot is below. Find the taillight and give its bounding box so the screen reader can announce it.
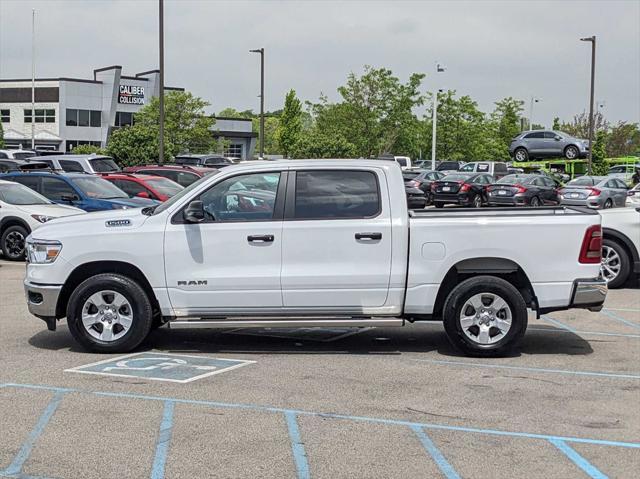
[579,225,602,264]
[588,188,601,197]
[407,180,422,188]
[460,183,471,192]
[515,184,528,194]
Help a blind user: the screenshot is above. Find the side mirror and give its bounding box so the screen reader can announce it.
[136,191,151,199]
[61,194,79,203]
[554,135,562,141]
[183,200,205,223]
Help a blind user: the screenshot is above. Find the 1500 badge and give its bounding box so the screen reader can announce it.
[178,280,208,286]
[106,219,132,227]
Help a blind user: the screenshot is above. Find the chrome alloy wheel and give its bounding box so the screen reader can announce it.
[81,290,133,342]
[459,293,512,345]
[600,245,621,284]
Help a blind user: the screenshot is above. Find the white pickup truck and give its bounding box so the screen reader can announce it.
[23,160,607,356]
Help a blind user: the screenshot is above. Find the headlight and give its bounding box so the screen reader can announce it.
[31,214,57,223]
[112,204,129,210]
[26,240,62,264]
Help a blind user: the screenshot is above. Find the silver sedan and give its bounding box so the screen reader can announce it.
[559,176,628,209]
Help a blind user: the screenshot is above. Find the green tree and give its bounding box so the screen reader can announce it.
[70,144,107,155]
[276,90,303,157]
[591,130,608,175]
[559,111,608,138]
[251,116,280,155]
[606,122,640,158]
[290,131,357,158]
[107,91,216,164]
[491,97,525,157]
[0,121,4,148]
[552,117,561,131]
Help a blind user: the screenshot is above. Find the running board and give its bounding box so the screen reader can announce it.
[167,318,405,329]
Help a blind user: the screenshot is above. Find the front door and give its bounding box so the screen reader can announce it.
[280,169,392,310]
[164,170,285,315]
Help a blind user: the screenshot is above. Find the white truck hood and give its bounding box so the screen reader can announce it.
[29,208,151,241]
[16,203,85,217]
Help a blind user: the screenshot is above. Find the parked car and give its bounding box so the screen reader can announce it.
[23,159,605,357]
[101,173,184,202]
[507,167,524,175]
[607,164,639,185]
[33,154,121,173]
[509,130,589,162]
[626,184,640,206]
[378,155,413,170]
[0,159,50,172]
[431,173,494,208]
[123,164,216,187]
[404,170,445,204]
[600,207,640,288]
[0,172,158,212]
[458,161,509,179]
[559,176,628,209]
[0,179,84,261]
[0,149,38,160]
[435,160,463,173]
[405,186,427,209]
[487,174,560,207]
[413,160,433,169]
[174,154,234,169]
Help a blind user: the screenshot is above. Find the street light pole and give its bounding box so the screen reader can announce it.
[581,35,596,174]
[250,48,265,159]
[529,97,541,130]
[31,9,35,150]
[158,0,165,165]
[430,62,445,171]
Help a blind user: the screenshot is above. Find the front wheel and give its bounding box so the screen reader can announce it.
[514,148,528,162]
[564,145,579,160]
[66,274,153,353]
[442,276,528,357]
[530,196,541,207]
[434,202,445,209]
[1,225,28,261]
[603,199,613,209]
[472,194,482,208]
[601,239,630,289]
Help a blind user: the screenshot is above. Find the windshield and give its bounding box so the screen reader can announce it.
[73,176,129,199]
[568,177,595,186]
[174,157,201,166]
[152,172,220,215]
[0,182,51,205]
[12,152,35,160]
[89,158,120,172]
[441,174,469,182]
[497,174,528,184]
[146,177,184,197]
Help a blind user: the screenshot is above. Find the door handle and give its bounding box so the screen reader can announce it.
[355,232,382,241]
[248,234,274,243]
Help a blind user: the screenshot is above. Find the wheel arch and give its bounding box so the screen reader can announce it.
[431,257,536,318]
[0,216,32,236]
[603,227,639,263]
[56,260,160,319]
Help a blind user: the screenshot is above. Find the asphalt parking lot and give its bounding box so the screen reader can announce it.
[0,259,638,479]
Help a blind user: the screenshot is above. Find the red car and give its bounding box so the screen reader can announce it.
[100,173,184,202]
[123,164,217,187]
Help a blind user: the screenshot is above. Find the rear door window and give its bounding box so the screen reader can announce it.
[476,163,490,172]
[293,170,380,219]
[9,175,40,191]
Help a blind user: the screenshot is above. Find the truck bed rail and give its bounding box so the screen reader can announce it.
[409,206,598,218]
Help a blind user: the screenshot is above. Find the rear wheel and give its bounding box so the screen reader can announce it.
[530,196,541,207]
[472,194,482,208]
[443,276,528,357]
[434,202,445,209]
[66,274,153,353]
[603,199,613,209]
[564,145,579,160]
[1,225,28,261]
[601,239,630,289]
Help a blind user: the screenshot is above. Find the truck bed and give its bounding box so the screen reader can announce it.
[409,205,598,218]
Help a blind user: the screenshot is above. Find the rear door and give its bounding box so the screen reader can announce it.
[524,132,545,154]
[280,168,392,309]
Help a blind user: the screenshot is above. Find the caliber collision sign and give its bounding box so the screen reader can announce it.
[118,85,145,105]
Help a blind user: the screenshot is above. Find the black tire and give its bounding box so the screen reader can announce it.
[601,238,631,289]
[472,194,482,208]
[530,196,541,207]
[442,276,528,357]
[564,145,579,160]
[514,148,529,162]
[434,202,445,208]
[66,273,153,353]
[603,199,613,209]
[1,225,28,261]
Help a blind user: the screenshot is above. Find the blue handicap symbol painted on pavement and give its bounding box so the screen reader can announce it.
[65,352,255,383]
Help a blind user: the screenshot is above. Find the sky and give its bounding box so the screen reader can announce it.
[0,0,639,127]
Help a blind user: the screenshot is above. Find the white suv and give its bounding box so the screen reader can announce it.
[0,149,38,160]
[0,180,84,261]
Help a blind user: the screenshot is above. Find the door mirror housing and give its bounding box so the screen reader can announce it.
[136,191,151,199]
[61,194,79,203]
[554,135,562,141]
[183,200,206,223]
